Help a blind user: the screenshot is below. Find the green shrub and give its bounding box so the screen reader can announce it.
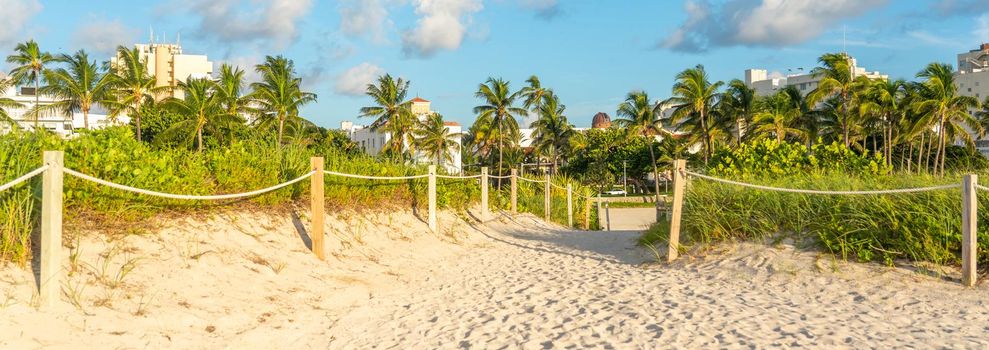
[709,139,891,177]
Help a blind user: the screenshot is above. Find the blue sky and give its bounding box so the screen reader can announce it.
[3,0,989,128]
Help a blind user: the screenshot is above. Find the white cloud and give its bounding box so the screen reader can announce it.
[661,0,888,52]
[180,0,314,50]
[402,0,483,58]
[71,19,140,56]
[0,0,42,47]
[216,55,262,83]
[339,0,392,44]
[906,30,966,48]
[334,62,384,96]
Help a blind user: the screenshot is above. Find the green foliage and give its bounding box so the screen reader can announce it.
[679,173,975,266]
[564,128,653,189]
[708,139,891,177]
[0,128,477,264]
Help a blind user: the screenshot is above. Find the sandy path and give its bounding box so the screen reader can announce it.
[329,214,989,349]
[599,207,657,231]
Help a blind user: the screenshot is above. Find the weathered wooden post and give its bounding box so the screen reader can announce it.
[480,167,489,218]
[962,173,978,287]
[41,151,64,307]
[605,202,611,231]
[510,168,518,213]
[428,165,437,232]
[566,183,573,227]
[544,173,551,222]
[668,159,687,262]
[584,189,591,229]
[596,193,603,229]
[310,157,325,260]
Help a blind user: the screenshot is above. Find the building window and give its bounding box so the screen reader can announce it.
[977,82,981,87]
[969,88,973,92]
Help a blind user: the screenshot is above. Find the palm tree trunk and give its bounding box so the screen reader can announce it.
[134,99,142,142]
[197,127,204,152]
[497,121,504,188]
[939,120,947,176]
[278,116,285,146]
[33,76,40,128]
[82,108,89,130]
[700,109,710,164]
[916,134,924,174]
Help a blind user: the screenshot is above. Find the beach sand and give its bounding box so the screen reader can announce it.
[1,207,987,349]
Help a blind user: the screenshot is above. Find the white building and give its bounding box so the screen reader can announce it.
[745,57,888,97]
[0,75,126,136]
[342,97,464,174]
[955,44,989,156]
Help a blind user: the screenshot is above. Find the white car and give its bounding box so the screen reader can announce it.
[604,189,626,195]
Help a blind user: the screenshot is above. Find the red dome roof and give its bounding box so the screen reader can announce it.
[591,112,611,129]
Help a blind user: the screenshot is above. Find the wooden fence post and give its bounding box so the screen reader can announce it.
[584,189,591,229]
[962,173,978,287]
[40,151,63,307]
[566,183,573,227]
[310,157,325,260]
[668,159,687,262]
[428,165,437,232]
[605,202,611,231]
[480,167,489,218]
[544,173,551,222]
[510,168,518,213]
[596,193,603,229]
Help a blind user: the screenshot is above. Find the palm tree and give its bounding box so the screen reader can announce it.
[214,63,250,116]
[414,113,462,167]
[473,77,526,184]
[530,93,576,173]
[6,40,54,128]
[248,55,317,146]
[667,64,723,163]
[807,52,865,147]
[160,77,236,151]
[614,90,666,213]
[722,79,756,144]
[858,79,904,166]
[36,50,111,130]
[913,63,981,176]
[359,74,414,159]
[105,45,161,141]
[752,91,802,142]
[0,78,24,130]
[519,75,550,126]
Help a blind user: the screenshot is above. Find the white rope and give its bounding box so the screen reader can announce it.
[0,165,50,192]
[437,174,483,179]
[324,170,428,180]
[518,177,546,184]
[64,168,315,200]
[977,184,989,192]
[684,171,960,195]
[550,182,568,191]
[487,175,513,179]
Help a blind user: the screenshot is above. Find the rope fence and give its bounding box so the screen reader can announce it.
[0,165,49,192]
[683,170,960,195]
[2,151,595,308]
[64,168,316,200]
[666,159,983,287]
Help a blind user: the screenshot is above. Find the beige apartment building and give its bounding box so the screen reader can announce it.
[115,42,213,99]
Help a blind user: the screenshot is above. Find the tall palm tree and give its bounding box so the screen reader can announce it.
[667,64,723,163]
[530,93,576,173]
[913,63,981,176]
[0,78,24,130]
[807,52,865,147]
[614,90,666,214]
[6,40,54,128]
[105,45,161,141]
[359,74,414,159]
[36,50,111,130]
[519,75,550,126]
[214,63,250,116]
[414,113,462,167]
[722,79,756,144]
[752,91,802,142]
[474,77,526,185]
[858,78,904,166]
[248,55,317,146]
[160,77,236,151]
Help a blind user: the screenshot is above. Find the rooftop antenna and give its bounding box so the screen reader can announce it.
[842,25,847,55]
